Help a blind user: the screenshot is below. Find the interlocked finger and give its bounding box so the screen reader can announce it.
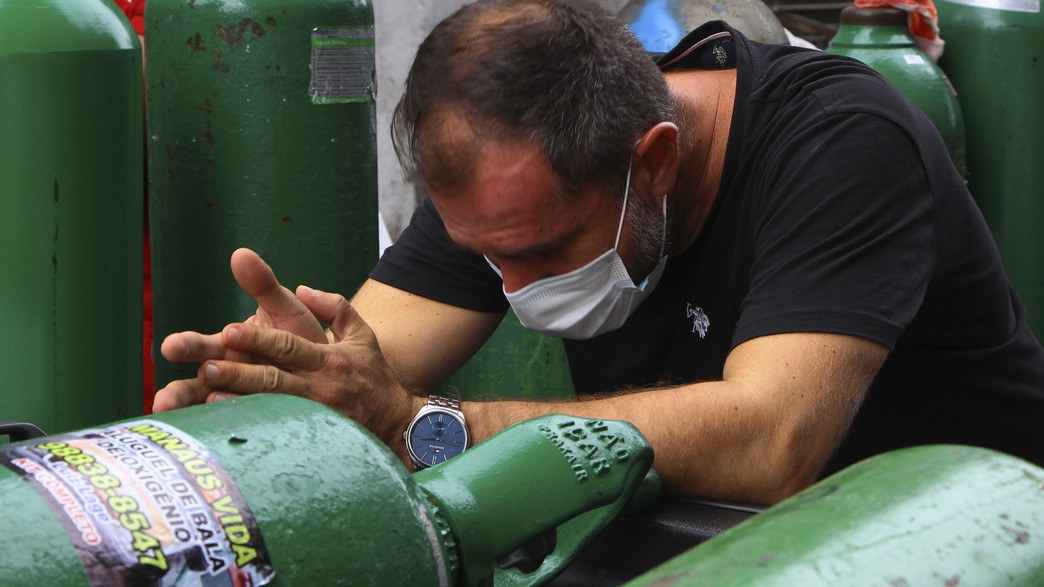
[198,360,310,398]
[221,322,328,372]
[153,378,219,412]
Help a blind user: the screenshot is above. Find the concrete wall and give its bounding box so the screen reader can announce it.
[373,0,631,240]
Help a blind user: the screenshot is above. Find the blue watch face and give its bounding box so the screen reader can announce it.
[408,409,467,467]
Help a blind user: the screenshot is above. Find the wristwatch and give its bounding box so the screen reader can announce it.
[404,395,469,470]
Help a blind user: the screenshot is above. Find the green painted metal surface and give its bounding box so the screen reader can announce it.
[826,7,967,177]
[626,445,1044,586]
[438,309,576,402]
[936,0,1044,339]
[0,395,654,586]
[417,414,654,586]
[0,395,450,585]
[0,0,143,437]
[146,0,379,390]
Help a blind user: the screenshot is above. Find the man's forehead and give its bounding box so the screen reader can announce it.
[425,129,557,196]
[418,110,544,188]
[426,144,594,256]
[430,147,557,217]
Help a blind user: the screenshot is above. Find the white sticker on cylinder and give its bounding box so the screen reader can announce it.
[310,27,376,104]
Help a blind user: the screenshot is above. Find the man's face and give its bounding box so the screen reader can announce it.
[427,139,660,293]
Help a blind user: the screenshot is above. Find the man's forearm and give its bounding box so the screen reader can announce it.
[458,381,828,505]
[448,332,885,505]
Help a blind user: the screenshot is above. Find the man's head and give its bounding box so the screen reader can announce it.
[391,0,675,199]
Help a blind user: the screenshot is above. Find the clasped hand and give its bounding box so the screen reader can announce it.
[153,248,417,449]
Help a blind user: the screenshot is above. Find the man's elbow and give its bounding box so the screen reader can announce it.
[760,436,837,503]
[656,448,826,506]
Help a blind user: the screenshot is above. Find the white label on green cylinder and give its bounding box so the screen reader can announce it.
[942,0,1039,12]
[310,27,376,104]
[1,420,275,586]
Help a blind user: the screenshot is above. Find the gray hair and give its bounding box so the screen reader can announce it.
[392,0,676,197]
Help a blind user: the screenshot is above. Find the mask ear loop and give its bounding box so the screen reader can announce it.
[613,150,636,250]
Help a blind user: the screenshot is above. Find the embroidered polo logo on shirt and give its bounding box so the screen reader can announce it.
[686,303,710,339]
[712,43,729,68]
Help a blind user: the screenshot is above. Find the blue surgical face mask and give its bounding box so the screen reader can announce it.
[486,161,668,339]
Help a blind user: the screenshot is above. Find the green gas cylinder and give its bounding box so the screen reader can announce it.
[0,0,143,435]
[436,309,576,402]
[827,6,968,177]
[0,394,653,586]
[626,444,1044,585]
[146,0,379,390]
[936,0,1044,339]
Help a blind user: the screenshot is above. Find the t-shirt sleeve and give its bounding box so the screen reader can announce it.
[369,196,510,313]
[732,110,937,351]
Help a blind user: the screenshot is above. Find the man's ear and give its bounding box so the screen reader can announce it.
[634,122,679,207]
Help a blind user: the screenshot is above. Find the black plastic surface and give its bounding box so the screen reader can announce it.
[550,497,760,586]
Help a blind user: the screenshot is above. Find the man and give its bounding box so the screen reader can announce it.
[155,0,1044,505]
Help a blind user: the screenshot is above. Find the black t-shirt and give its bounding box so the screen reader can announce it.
[372,23,1044,474]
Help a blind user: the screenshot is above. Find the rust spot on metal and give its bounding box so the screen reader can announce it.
[945,576,960,586]
[205,202,215,210]
[204,118,213,147]
[282,216,291,223]
[203,99,213,115]
[1001,525,1030,544]
[214,19,267,54]
[206,157,215,164]
[187,33,205,52]
[266,17,277,26]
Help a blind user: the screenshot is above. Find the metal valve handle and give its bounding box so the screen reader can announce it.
[414,414,655,586]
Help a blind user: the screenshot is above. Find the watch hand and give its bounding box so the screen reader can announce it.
[419,438,464,446]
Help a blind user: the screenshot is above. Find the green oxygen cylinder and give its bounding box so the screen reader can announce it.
[936,0,1044,338]
[826,6,968,177]
[0,0,143,436]
[0,394,654,586]
[146,0,379,390]
[436,309,576,402]
[625,445,1044,586]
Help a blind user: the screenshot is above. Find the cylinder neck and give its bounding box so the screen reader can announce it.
[829,6,916,48]
[840,6,908,26]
